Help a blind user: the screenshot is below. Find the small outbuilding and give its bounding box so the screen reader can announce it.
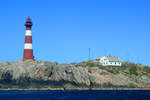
[96,56,122,66]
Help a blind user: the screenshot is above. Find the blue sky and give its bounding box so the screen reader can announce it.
[0,0,150,65]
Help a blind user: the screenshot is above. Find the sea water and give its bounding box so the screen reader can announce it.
[0,90,149,100]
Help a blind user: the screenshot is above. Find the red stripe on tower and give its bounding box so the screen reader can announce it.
[23,17,34,60]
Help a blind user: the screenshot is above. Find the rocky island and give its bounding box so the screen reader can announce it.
[0,60,150,90]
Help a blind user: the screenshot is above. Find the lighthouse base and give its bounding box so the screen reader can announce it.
[23,49,34,60]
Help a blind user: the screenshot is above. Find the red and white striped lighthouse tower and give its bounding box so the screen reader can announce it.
[23,17,34,60]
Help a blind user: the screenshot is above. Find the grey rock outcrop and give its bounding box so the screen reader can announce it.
[0,60,150,89]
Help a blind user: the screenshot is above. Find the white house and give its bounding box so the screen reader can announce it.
[96,56,122,66]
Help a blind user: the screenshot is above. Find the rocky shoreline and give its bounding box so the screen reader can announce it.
[0,60,150,89]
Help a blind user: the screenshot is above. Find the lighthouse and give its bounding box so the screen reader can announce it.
[23,17,34,60]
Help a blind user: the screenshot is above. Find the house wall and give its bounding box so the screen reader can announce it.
[101,62,122,66]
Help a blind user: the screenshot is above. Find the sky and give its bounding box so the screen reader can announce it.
[0,0,150,65]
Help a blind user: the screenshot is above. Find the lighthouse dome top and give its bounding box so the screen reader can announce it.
[26,16,31,21]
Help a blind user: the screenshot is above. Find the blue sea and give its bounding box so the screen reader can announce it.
[0,90,149,100]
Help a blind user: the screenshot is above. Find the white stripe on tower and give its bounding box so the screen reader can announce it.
[25,30,32,36]
[24,43,32,49]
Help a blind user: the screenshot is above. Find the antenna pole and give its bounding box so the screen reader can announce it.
[89,48,91,60]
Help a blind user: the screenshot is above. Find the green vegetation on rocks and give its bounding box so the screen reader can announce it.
[128,66,138,75]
